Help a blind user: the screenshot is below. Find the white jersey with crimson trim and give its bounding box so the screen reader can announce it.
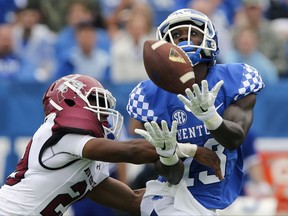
[0,113,109,216]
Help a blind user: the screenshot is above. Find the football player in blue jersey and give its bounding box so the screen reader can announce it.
[127,8,265,215]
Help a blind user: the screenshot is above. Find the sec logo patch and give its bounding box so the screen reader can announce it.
[172,110,187,126]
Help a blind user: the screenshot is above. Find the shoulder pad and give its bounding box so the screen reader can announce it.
[52,107,104,138]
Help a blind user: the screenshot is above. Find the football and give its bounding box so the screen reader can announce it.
[143,40,195,94]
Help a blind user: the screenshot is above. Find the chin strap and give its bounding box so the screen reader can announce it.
[177,41,214,66]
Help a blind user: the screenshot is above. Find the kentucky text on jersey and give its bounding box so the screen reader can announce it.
[177,124,210,140]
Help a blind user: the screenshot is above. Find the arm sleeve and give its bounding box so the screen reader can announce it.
[56,134,95,157]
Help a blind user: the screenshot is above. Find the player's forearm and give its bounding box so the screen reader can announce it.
[154,159,184,185]
[83,138,158,164]
[211,94,255,150]
[119,139,159,164]
[108,186,143,215]
[210,119,245,151]
[87,178,143,215]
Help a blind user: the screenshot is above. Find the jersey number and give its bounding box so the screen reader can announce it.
[184,138,227,186]
[40,180,87,216]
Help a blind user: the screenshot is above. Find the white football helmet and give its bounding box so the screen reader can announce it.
[156,8,219,66]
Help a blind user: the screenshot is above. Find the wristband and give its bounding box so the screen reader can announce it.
[177,143,198,157]
[160,154,179,166]
[203,112,223,130]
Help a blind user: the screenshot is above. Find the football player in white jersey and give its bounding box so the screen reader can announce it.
[128,8,265,216]
[0,74,159,216]
[0,74,222,216]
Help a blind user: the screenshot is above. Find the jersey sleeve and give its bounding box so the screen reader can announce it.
[233,63,265,101]
[56,134,95,157]
[126,81,171,123]
[220,63,265,103]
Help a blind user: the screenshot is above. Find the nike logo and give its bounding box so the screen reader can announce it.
[161,142,166,150]
[199,106,207,112]
[216,102,224,111]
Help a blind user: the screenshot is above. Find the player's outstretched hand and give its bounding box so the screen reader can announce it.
[135,120,184,185]
[135,120,179,166]
[135,120,178,158]
[194,146,224,180]
[177,80,224,130]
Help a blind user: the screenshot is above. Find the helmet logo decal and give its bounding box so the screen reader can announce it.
[57,83,68,103]
[70,80,87,92]
[169,48,186,64]
[57,79,87,103]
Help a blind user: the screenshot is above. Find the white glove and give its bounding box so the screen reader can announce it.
[178,80,224,130]
[176,143,198,158]
[135,120,179,165]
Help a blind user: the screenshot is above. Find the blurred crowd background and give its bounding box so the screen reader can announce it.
[0,0,288,215]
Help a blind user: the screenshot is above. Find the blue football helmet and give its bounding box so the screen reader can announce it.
[156,8,219,66]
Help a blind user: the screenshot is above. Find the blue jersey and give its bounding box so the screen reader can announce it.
[126,63,264,209]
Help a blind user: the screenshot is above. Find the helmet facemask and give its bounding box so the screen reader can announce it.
[156,9,219,66]
[84,88,123,140]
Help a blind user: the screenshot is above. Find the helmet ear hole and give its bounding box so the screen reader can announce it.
[64,99,75,107]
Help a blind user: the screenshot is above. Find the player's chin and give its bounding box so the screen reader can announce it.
[154,159,184,185]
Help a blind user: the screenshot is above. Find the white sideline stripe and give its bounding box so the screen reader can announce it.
[180,71,195,84]
[151,41,167,50]
[256,138,288,151]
